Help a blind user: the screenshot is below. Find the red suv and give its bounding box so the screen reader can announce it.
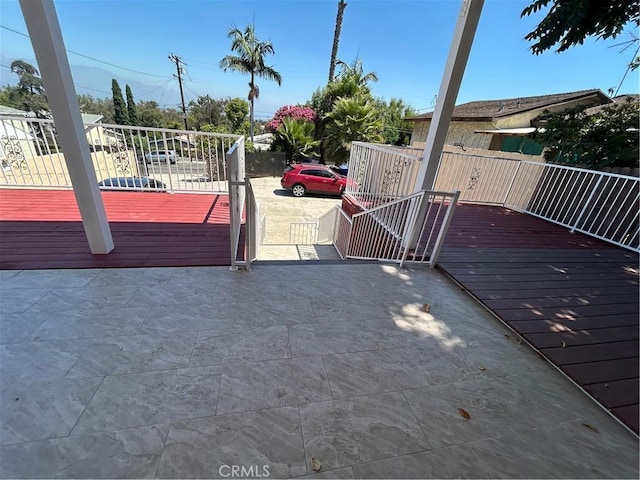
[281,163,348,197]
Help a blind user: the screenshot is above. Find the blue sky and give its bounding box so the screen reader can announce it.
[1,0,638,120]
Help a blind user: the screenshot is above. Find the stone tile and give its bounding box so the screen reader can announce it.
[300,392,429,471]
[28,285,136,313]
[469,419,639,479]
[323,347,474,398]
[0,311,49,344]
[0,288,52,314]
[0,377,102,445]
[71,366,222,435]
[0,339,91,384]
[0,424,168,478]
[310,295,392,322]
[130,283,214,307]
[66,332,197,378]
[216,357,332,414]
[450,325,548,377]
[289,319,422,357]
[88,267,175,287]
[156,406,306,479]
[171,266,235,285]
[1,269,100,290]
[189,326,290,367]
[28,306,151,341]
[0,269,19,283]
[297,466,354,479]
[403,373,587,449]
[137,302,234,334]
[233,297,315,327]
[352,445,489,479]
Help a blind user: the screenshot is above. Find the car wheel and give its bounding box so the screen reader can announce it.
[291,184,306,197]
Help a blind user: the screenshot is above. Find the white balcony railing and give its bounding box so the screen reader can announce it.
[0,116,240,193]
[345,142,639,252]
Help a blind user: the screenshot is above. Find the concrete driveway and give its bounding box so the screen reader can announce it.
[249,176,342,261]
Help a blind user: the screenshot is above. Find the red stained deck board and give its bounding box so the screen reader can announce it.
[542,341,639,366]
[562,358,639,385]
[522,327,639,349]
[513,314,639,334]
[439,203,639,434]
[612,405,640,432]
[584,379,639,409]
[0,189,242,269]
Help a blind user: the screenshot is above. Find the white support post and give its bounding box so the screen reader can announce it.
[19,0,114,254]
[415,0,484,192]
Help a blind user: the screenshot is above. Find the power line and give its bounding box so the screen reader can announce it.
[1,25,171,79]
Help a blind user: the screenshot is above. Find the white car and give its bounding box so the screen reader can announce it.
[145,150,177,164]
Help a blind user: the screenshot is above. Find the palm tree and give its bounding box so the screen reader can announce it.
[328,0,348,83]
[219,25,282,141]
[323,94,383,164]
[274,118,319,163]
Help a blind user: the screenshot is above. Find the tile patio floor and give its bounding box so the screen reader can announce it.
[0,263,638,478]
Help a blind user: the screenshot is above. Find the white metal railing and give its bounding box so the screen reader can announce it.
[0,116,240,193]
[289,223,318,244]
[317,206,340,244]
[340,189,459,267]
[347,143,639,252]
[333,208,354,259]
[346,142,422,207]
[227,136,248,270]
[504,162,639,250]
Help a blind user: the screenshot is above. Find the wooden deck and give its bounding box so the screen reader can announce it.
[0,189,243,269]
[438,203,639,435]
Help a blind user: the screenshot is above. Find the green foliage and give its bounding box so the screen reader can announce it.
[111,79,129,125]
[225,98,249,133]
[529,98,639,169]
[272,118,319,163]
[7,60,48,116]
[219,24,282,140]
[375,97,416,146]
[125,85,139,126]
[187,95,226,130]
[323,95,384,164]
[522,0,639,54]
[136,101,165,128]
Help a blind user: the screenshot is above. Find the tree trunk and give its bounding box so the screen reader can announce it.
[328,0,347,83]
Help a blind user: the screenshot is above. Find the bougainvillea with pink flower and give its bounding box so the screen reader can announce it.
[266,105,317,132]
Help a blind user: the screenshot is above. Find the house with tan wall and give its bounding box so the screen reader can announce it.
[406,89,613,155]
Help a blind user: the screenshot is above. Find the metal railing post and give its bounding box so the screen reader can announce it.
[428,190,460,268]
[571,175,603,233]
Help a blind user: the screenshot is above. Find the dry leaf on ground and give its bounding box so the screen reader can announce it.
[458,408,471,420]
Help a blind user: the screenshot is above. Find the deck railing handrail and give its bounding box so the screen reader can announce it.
[0,115,240,193]
[345,142,639,252]
[338,189,459,267]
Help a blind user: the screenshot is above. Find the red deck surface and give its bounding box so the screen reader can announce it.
[0,189,243,269]
[439,204,639,435]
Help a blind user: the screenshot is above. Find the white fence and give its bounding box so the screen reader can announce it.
[345,142,639,252]
[0,116,240,193]
[330,190,459,267]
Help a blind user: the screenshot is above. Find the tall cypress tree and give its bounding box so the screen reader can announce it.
[125,84,139,126]
[112,79,129,125]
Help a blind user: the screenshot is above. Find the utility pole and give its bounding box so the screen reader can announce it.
[169,53,188,130]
